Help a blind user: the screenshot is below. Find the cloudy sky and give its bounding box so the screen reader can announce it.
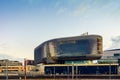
[0,0,120,60]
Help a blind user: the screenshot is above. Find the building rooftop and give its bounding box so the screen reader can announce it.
[105,49,120,51]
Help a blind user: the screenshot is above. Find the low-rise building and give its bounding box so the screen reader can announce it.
[102,49,120,59]
[0,59,22,66]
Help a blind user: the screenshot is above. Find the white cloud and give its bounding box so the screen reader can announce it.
[72,1,92,16]
[108,36,120,49]
[73,6,89,16]
[54,1,61,9]
[57,7,67,15]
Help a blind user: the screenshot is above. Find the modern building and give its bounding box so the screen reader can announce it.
[34,34,119,75]
[34,35,102,64]
[102,49,120,59]
[102,49,120,67]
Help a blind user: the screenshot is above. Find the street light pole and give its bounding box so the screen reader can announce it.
[6,59,8,80]
[24,58,27,80]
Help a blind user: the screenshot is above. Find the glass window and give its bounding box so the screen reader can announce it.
[57,39,93,56]
[114,53,120,57]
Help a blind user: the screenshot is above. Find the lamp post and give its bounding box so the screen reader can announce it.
[6,59,8,80]
[24,58,27,80]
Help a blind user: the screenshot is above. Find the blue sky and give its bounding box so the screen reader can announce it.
[0,0,120,60]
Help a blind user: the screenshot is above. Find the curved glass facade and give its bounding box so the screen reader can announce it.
[34,35,103,64]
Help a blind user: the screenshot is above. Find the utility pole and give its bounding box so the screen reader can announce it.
[6,59,8,80]
[24,58,27,80]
